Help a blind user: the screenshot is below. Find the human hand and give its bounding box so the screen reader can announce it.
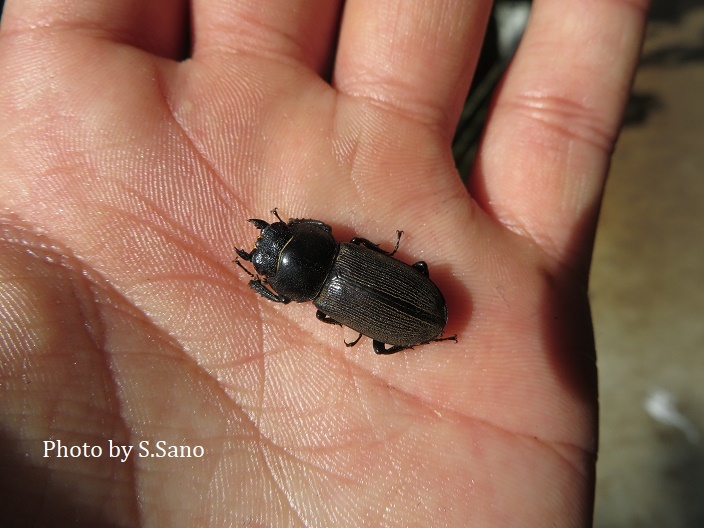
[0,0,648,526]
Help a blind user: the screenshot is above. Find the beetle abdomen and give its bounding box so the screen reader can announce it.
[314,243,447,346]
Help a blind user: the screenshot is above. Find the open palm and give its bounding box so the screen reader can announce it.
[0,0,647,526]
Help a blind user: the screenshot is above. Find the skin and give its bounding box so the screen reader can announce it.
[0,0,648,526]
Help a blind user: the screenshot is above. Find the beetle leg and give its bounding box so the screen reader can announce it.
[373,341,411,355]
[350,230,403,256]
[434,335,458,344]
[236,259,291,303]
[374,334,458,355]
[249,280,291,303]
[350,237,377,250]
[345,333,363,347]
[389,230,403,256]
[289,218,333,233]
[316,311,363,347]
[412,261,429,277]
[271,208,332,232]
[316,310,342,325]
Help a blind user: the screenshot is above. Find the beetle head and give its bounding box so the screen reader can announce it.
[249,219,292,277]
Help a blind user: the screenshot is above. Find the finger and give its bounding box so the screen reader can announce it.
[0,0,189,59]
[191,0,342,73]
[470,0,649,268]
[334,0,492,132]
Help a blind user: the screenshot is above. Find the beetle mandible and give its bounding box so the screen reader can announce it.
[235,209,456,354]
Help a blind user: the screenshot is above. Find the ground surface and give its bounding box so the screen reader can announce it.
[592,2,704,526]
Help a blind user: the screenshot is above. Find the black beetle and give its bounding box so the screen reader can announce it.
[235,209,456,354]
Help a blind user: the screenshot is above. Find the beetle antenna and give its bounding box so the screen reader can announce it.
[271,208,284,223]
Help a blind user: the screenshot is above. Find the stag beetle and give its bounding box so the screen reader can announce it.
[235,209,455,354]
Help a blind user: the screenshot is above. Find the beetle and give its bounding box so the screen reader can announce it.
[234,209,456,354]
